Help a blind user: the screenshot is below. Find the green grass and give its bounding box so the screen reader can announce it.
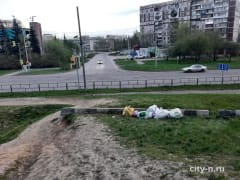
[114,57,240,71]
[0,104,68,144]
[99,116,240,156]
[0,70,17,76]
[17,67,71,75]
[98,115,240,178]
[97,93,240,178]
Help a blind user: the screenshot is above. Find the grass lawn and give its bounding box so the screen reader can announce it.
[99,115,240,178]
[97,93,240,178]
[0,104,68,144]
[0,70,17,76]
[114,57,240,71]
[17,67,72,75]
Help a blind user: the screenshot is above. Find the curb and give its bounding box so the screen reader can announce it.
[218,110,240,118]
[61,107,209,117]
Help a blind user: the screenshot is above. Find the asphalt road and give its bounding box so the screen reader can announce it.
[0,53,239,84]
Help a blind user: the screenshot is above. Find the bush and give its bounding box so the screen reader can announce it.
[0,53,60,69]
[29,53,59,68]
[0,55,21,70]
[45,40,72,70]
[86,52,97,59]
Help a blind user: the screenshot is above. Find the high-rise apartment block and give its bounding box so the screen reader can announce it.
[140,0,240,47]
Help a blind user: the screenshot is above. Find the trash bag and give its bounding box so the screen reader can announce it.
[133,110,139,117]
[122,106,135,117]
[169,108,183,119]
[146,105,158,113]
[146,111,154,119]
[146,104,158,118]
[137,111,147,118]
[154,108,169,119]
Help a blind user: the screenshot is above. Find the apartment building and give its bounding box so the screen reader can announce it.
[140,0,240,47]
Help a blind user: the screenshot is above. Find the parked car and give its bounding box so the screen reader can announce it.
[97,60,103,64]
[182,64,207,73]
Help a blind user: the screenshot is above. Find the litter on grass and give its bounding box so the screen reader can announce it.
[122,105,183,119]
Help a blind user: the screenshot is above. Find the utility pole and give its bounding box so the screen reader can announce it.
[17,42,21,60]
[127,36,130,55]
[23,30,29,63]
[30,16,36,22]
[76,6,86,89]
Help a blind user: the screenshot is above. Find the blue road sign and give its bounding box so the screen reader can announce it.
[217,64,228,71]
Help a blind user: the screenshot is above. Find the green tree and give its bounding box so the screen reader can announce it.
[130,31,140,48]
[171,24,191,61]
[45,40,72,70]
[171,36,190,62]
[224,41,240,61]
[188,31,208,62]
[12,18,23,56]
[0,21,8,54]
[206,31,224,61]
[63,35,77,51]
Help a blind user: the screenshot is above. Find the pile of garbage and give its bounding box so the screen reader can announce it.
[122,105,183,119]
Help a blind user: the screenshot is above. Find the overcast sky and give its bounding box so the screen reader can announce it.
[1,0,166,37]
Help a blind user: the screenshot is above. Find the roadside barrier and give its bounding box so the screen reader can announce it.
[1,75,240,93]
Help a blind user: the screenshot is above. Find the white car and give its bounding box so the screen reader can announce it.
[97,60,103,64]
[182,64,207,73]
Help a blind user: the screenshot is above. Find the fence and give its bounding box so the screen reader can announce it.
[0,75,240,93]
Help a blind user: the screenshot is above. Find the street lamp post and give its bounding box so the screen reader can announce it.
[72,39,80,89]
[76,6,86,89]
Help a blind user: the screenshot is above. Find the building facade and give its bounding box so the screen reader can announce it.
[30,22,43,55]
[140,0,240,47]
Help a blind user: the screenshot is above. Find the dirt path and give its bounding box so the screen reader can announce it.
[0,98,196,179]
[0,97,116,107]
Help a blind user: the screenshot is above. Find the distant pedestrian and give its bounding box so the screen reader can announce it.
[26,60,31,70]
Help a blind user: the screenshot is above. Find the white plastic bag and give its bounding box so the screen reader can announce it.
[146,105,158,114]
[154,108,169,119]
[169,108,183,119]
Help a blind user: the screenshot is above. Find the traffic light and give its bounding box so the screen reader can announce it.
[5,28,15,40]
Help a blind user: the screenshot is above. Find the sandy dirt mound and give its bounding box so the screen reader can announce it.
[0,98,114,177]
[8,116,192,180]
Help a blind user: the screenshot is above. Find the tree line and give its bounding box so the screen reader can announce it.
[170,24,240,62]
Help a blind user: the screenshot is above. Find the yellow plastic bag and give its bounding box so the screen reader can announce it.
[122,106,135,117]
